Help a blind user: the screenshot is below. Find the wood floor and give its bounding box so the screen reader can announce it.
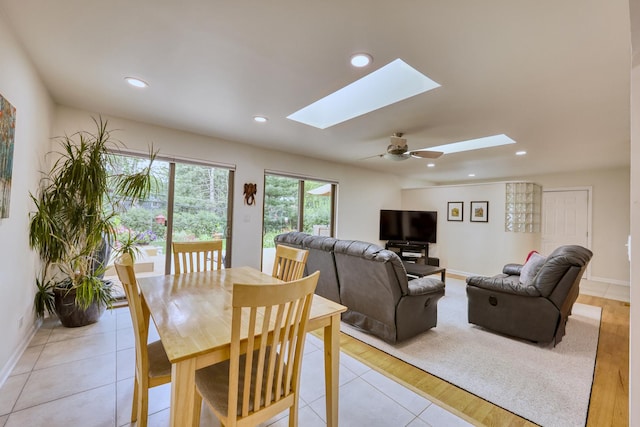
[329,283,630,427]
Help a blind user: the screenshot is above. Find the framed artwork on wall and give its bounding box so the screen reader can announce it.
[470,201,489,222]
[447,201,463,221]
[0,93,16,219]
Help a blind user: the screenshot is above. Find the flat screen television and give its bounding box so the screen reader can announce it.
[379,209,437,243]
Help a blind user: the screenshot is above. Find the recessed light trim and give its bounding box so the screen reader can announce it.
[427,163,435,168]
[350,53,372,68]
[124,77,148,88]
[423,134,516,155]
[287,58,440,129]
[253,116,268,123]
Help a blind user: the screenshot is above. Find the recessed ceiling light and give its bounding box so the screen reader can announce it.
[124,77,148,88]
[427,163,435,168]
[423,134,516,155]
[253,116,268,123]
[350,53,372,68]
[516,150,527,156]
[468,173,476,177]
[288,59,440,129]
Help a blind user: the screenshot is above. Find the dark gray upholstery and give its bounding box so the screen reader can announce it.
[275,232,445,343]
[274,232,340,302]
[465,245,593,345]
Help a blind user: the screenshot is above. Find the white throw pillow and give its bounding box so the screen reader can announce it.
[519,252,546,285]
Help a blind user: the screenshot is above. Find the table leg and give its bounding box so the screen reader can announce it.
[323,313,340,427]
[170,358,199,427]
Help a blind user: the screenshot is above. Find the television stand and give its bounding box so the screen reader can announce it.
[385,241,439,266]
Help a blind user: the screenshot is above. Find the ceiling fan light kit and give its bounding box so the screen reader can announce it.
[378,132,444,161]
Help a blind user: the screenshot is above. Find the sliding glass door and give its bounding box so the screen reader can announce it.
[105,153,233,290]
[169,162,232,272]
[262,174,336,273]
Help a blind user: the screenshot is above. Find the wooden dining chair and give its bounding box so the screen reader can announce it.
[271,244,309,281]
[172,240,223,274]
[193,270,319,427]
[114,254,172,427]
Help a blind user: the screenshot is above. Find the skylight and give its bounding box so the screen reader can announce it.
[418,134,516,155]
[287,59,440,129]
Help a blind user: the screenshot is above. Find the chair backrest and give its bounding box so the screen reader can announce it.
[172,240,223,274]
[114,254,150,381]
[333,240,406,341]
[227,271,319,424]
[533,245,593,310]
[271,244,309,281]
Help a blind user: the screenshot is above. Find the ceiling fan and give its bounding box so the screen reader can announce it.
[378,133,444,161]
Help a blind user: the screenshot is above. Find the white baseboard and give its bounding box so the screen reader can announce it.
[446,269,474,278]
[0,319,41,388]
[589,276,630,287]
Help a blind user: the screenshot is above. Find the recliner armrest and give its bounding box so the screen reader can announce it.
[503,263,523,275]
[466,275,541,297]
[407,277,445,296]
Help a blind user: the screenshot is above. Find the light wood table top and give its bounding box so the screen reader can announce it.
[138,266,347,427]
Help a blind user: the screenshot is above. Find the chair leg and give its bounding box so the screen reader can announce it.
[137,379,149,427]
[131,376,139,422]
[288,399,299,427]
[193,388,203,427]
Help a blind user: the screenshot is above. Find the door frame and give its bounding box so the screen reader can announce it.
[542,186,593,278]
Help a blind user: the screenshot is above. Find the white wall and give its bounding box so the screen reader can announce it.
[401,168,629,284]
[518,167,630,284]
[401,183,538,276]
[0,14,54,381]
[629,58,639,427]
[53,107,402,270]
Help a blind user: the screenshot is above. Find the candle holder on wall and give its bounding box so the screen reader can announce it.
[243,183,257,205]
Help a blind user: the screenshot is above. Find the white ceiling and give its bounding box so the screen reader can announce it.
[0,0,632,184]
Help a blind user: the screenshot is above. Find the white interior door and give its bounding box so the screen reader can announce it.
[542,189,590,256]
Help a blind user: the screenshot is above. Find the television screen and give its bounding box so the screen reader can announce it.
[379,209,437,243]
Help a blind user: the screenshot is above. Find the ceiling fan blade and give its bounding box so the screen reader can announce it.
[359,153,385,161]
[383,152,410,161]
[410,150,444,159]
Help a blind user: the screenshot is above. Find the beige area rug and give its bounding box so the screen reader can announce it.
[341,277,601,427]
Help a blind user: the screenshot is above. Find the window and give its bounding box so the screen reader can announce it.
[262,173,336,272]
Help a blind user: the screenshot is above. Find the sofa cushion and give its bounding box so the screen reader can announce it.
[407,277,445,296]
[273,231,308,248]
[519,252,546,285]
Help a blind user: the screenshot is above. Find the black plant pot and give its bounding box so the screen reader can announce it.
[54,287,105,328]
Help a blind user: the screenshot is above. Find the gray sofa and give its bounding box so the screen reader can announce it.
[275,232,445,343]
[466,245,593,345]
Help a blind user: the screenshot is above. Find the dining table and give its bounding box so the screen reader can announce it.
[137,266,347,427]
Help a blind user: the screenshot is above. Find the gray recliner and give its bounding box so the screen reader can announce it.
[333,240,445,343]
[465,245,593,345]
[275,232,446,343]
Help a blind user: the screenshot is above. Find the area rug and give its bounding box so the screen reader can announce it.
[340,277,601,427]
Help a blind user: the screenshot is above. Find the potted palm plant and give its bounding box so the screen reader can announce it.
[29,117,156,327]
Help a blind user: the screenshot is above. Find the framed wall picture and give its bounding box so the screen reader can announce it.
[447,201,463,221]
[0,93,16,219]
[470,201,489,222]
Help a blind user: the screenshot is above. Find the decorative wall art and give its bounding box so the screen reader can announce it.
[243,182,257,205]
[447,201,464,221]
[0,94,16,219]
[470,201,489,222]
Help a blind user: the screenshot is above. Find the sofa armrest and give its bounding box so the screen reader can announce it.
[407,277,445,296]
[502,263,523,275]
[466,275,541,297]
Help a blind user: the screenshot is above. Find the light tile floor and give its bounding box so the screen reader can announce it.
[579,279,630,302]
[0,307,472,427]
